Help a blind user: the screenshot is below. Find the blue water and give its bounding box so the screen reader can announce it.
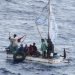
[0,0,74,75]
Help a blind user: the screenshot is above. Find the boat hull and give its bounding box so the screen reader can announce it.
[6,49,68,64]
[6,54,68,64]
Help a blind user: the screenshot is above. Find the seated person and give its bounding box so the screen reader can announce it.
[28,44,33,56]
[24,44,28,55]
[17,44,24,53]
[32,43,37,54]
[32,43,41,57]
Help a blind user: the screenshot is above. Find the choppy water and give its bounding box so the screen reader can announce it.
[0,0,75,75]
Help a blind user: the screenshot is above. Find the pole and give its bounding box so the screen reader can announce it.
[63,48,66,59]
[47,0,54,58]
[21,35,26,44]
[48,0,50,38]
[9,32,10,37]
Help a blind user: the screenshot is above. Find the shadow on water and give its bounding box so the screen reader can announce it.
[3,57,72,75]
[20,60,70,72]
[5,58,26,65]
[0,68,20,75]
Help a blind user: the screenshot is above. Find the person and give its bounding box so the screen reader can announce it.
[32,43,41,57]
[41,39,47,58]
[47,37,54,58]
[17,44,24,52]
[8,34,18,52]
[28,44,33,56]
[32,43,37,55]
[63,48,66,59]
[24,44,28,55]
[9,34,25,52]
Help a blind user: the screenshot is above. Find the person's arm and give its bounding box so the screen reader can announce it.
[9,36,12,40]
[9,32,11,39]
[18,35,26,42]
[9,37,11,40]
[8,32,12,40]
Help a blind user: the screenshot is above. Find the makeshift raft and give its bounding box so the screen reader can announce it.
[6,52,68,64]
[26,56,68,64]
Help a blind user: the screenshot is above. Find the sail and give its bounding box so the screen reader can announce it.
[48,1,58,44]
[47,0,58,54]
[35,0,58,44]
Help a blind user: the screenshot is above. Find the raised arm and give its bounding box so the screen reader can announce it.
[18,35,26,42]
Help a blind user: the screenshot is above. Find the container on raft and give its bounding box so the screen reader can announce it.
[6,48,26,62]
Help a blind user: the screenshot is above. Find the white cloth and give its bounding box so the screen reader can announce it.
[9,37,19,47]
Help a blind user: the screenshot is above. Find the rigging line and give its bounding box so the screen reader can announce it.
[35,0,51,40]
[41,0,51,39]
[35,24,43,39]
[21,35,26,44]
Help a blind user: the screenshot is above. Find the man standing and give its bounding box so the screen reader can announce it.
[41,39,47,58]
[47,37,54,58]
[9,34,25,52]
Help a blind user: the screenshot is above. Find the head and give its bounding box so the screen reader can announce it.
[41,39,45,42]
[30,44,32,47]
[33,43,35,46]
[13,34,17,38]
[20,44,23,47]
[25,44,27,47]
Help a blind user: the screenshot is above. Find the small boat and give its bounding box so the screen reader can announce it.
[6,54,68,64]
[6,48,68,64]
[25,55,68,64]
[5,0,68,64]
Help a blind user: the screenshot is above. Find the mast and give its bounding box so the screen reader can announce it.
[47,0,54,56]
[48,0,50,38]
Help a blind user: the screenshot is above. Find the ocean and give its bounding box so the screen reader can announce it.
[0,0,74,75]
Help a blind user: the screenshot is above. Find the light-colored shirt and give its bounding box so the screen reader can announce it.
[41,42,47,52]
[9,37,19,47]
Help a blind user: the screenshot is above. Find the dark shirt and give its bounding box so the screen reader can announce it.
[47,39,54,53]
[32,45,37,53]
[24,46,28,53]
[18,46,24,52]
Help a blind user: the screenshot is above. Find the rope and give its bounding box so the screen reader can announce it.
[35,0,51,40]
[20,35,26,44]
[9,32,11,37]
[35,24,43,39]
